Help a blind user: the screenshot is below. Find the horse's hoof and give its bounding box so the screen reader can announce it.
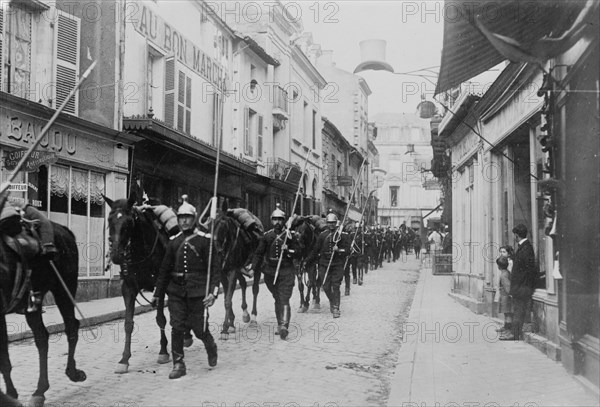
[242,310,251,323]
[66,367,87,382]
[220,332,229,340]
[28,395,45,407]
[227,325,236,334]
[184,337,194,348]
[313,303,321,310]
[157,354,170,364]
[114,363,129,374]
[249,319,258,327]
[297,306,307,313]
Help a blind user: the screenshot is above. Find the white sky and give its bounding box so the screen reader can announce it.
[291,1,444,116]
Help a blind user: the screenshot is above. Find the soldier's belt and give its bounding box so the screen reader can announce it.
[170,272,201,277]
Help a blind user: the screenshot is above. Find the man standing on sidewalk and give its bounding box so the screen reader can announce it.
[502,223,536,341]
[152,196,220,378]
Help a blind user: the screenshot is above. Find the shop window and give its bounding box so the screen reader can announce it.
[49,164,106,278]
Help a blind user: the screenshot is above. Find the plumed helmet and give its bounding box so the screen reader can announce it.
[326,209,338,223]
[177,195,197,217]
[270,203,286,219]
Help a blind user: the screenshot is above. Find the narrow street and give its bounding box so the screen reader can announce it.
[8,257,421,407]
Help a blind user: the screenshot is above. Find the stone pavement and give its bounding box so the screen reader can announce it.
[6,257,420,407]
[387,260,600,407]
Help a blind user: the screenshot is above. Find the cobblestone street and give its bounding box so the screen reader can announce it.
[6,257,421,407]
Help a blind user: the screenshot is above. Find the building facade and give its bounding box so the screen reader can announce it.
[372,113,441,236]
[0,0,130,301]
[434,0,599,390]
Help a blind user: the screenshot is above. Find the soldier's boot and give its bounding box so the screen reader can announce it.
[332,306,341,318]
[353,277,357,284]
[274,303,282,336]
[344,279,350,296]
[169,353,186,379]
[204,337,218,367]
[279,305,291,340]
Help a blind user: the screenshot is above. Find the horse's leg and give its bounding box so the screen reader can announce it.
[53,288,86,383]
[0,314,18,400]
[226,269,237,333]
[250,270,260,326]
[116,280,136,374]
[155,302,170,363]
[238,274,250,323]
[296,273,307,313]
[24,308,50,405]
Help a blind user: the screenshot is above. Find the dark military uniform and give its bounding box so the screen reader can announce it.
[251,227,296,334]
[154,229,220,368]
[306,229,350,315]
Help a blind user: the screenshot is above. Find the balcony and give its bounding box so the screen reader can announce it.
[266,157,302,184]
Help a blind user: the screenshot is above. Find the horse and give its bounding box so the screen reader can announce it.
[209,209,262,338]
[104,194,173,373]
[0,211,85,407]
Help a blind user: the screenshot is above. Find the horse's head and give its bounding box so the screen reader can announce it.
[288,215,315,258]
[104,194,137,265]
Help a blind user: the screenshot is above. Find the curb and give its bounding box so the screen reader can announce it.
[387,264,427,406]
[8,276,265,343]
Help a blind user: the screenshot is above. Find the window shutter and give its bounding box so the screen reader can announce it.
[164,58,175,127]
[54,12,80,114]
[0,7,4,90]
[257,115,263,160]
[185,76,191,133]
[244,106,249,155]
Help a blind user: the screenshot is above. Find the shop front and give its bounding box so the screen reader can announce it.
[1,93,129,302]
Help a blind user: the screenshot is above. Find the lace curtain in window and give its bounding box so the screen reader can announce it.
[50,166,69,197]
[90,172,105,205]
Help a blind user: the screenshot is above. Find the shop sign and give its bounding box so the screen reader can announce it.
[423,179,441,190]
[3,149,58,172]
[7,183,27,192]
[337,176,353,186]
[132,3,228,91]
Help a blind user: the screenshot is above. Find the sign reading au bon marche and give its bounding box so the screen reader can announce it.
[3,149,58,172]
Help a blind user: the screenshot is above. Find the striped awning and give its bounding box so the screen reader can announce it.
[435,0,578,95]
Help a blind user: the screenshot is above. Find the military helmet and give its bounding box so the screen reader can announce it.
[177,195,197,217]
[270,203,286,219]
[326,210,338,223]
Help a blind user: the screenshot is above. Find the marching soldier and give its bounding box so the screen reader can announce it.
[306,211,350,318]
[152,196,220,379]
[247,204,296,339]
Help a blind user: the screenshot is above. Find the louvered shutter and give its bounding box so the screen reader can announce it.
[243,106,250,156]
[257,115,263,160]
[164,57,175,127]
[54,12,80,114]
[177,70,185,131]
[0,7,4,91]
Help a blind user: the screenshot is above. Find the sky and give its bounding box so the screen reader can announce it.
[289,1,445,116]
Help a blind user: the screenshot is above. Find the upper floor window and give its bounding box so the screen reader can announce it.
[390,186,399,207]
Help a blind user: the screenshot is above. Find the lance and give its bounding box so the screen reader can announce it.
[273,149,312,284]
[322,157,367,286]
[204,94,225,332]
[343,189,376,271]
[1,61,97,195]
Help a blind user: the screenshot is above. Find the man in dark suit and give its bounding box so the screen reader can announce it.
[501,223,536,341]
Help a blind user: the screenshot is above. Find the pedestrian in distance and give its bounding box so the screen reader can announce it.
[413,235,422,259]
[246,204,296,339]
[495,256,513,336]
[152,196,220,379]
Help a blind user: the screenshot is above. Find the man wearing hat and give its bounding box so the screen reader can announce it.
[247,204,296,339]
[501,223,536,341]
[152,195,220,378]
[306,211,350,318]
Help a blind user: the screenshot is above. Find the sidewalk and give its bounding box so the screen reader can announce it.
[6,277,261,343]
[387,263,599,407]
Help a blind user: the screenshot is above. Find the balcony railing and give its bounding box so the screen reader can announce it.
[273,86,288,113]
[266,157,301,184]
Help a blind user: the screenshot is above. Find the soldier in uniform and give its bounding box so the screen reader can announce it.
[152,196,220,379]
[247,204,296,339]
[306,211,350,318]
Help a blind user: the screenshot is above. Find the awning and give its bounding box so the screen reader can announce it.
[123,117,257,176]
[435,0,577,95]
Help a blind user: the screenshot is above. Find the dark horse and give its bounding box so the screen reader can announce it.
[0,213,85,406]
[104,194,172,373]
[209,209,262,338]
[289,215,325,313]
